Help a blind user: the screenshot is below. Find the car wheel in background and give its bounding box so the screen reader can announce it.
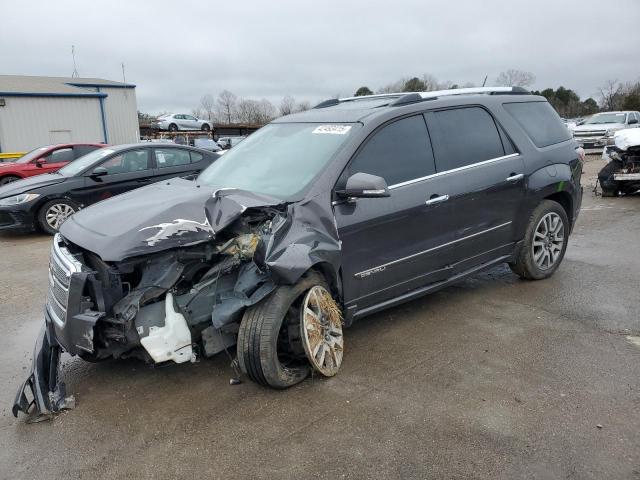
[168,123,178,132]
[0,175,21,186]
[201,123,210,132]
[37,199,78,235]
[509,200,569,280]
[237,272,342,388]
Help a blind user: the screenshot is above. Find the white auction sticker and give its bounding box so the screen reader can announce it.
[312,125,352,135]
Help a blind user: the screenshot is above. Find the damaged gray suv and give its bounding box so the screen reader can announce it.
[14,87,583,419]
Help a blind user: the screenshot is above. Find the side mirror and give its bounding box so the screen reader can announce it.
[336,172,390,199]
[91,167,108,178]
[35,159,46,168]
[628,118,638,125]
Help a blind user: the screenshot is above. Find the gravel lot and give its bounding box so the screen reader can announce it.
[0,155,638,479]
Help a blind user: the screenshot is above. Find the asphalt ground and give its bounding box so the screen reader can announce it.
[0,155,638,479]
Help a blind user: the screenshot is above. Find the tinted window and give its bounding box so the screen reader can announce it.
[503,101,572,148]
[190,151,204,163]
[74,145,100,158]
[427,107,505,172]
[348,115,435,186]
[498,124,517,155]
[155,148,191,168]
[47,148,74,163]
[98,149,151,174]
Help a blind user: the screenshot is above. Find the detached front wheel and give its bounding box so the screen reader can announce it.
[237,273,343,388]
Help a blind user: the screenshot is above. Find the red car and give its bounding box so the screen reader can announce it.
[0,143,106,185]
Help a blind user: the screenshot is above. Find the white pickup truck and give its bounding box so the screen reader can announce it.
[571,111,640,153]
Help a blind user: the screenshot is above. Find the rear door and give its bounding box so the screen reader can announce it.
[153,147,208,181]
[73,148,155,206]
[423,106,525,272]
[335,115,457,312]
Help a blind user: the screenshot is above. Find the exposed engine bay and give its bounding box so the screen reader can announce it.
[13,181,343,420]
[599,129,640,196]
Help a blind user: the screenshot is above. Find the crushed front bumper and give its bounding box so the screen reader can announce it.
[12,323,74,420]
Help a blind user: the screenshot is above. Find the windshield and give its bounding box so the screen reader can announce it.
[584,113,627,124]
[198,123,358,199]
[15,146,51,164]
[58,148,115,176]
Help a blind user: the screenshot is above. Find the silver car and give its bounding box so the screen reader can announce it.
[153,113,212,132]
[217,136,247,149]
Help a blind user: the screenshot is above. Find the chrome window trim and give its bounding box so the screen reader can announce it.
[354,221,512,278]
[388,153,520,190]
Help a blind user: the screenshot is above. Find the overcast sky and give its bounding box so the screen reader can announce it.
[2,0,639,114]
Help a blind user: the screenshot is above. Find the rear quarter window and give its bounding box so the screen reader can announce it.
[503,101,571,148]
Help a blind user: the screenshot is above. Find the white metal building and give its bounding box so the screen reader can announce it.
[0,75,139,152]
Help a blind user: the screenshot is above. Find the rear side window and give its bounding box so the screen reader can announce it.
[503,101,571,148]
[74,145,100,158]
[427,107,505,172]
[155,148,191,168]
[190,151,204,163]
[348,115,435,186]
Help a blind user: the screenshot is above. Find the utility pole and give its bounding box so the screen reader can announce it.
[71,45,79,78]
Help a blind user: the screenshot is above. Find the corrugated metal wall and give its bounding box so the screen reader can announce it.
[101,87,140,145]
[0,97,104,152]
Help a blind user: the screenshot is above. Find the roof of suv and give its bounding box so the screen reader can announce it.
[273,86,538,124]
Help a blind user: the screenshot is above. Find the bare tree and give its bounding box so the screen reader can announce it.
[236,98,276,124]
[279,95,296,116]
[216,90,237,124]
[496,69,536,87]
[421,74,441,91]
[191,107,203,118]
[295,100,311,112]
[199,94,215,121]
[598,79,624,111]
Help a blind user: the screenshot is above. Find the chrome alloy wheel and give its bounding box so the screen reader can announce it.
[300,285,344,377]
[532,212,564,270]
[46,203,75,230]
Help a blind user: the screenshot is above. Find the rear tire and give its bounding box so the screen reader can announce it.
[509,200,569,280]
[237,272,333,389]
[37,199,78,235]
[0,175,21,186]
[201,123,210,132]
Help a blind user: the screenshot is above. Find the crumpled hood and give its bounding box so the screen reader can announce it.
[60,178,282,262]
[613,128,640,150]
[0,173,66,199]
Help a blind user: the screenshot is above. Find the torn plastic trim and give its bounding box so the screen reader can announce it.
[12,325,74,420]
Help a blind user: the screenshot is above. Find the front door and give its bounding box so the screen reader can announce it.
[334,114,458,313]
[72,148,155,206]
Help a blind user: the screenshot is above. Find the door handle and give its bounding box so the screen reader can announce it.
[506,173,524,182]
[425,194,449,206]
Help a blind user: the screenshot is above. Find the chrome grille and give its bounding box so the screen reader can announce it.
[574,130,605,137]
[46,234,82,326]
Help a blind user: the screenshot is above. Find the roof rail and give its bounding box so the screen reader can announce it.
[339,86,530,103]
